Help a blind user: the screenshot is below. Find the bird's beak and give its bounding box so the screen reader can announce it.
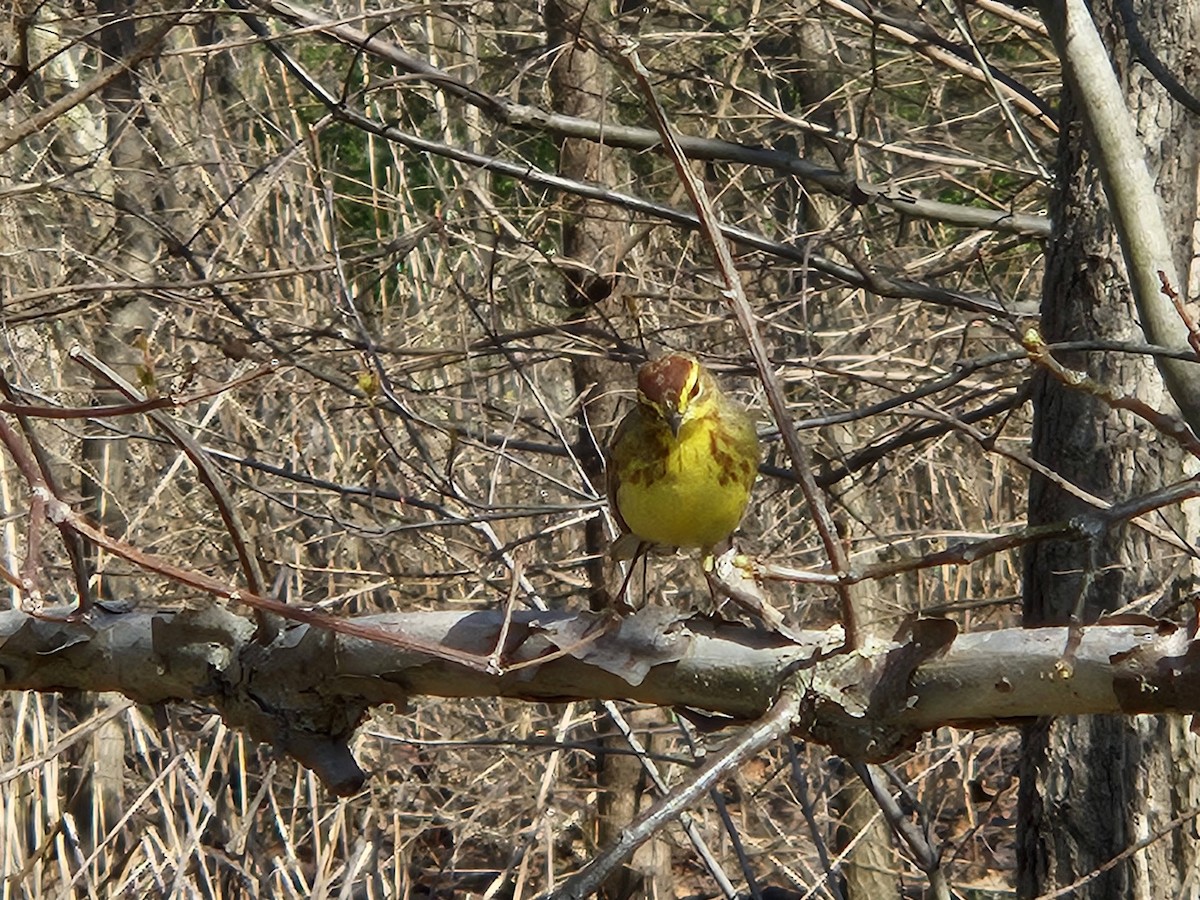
[667,409,683,437]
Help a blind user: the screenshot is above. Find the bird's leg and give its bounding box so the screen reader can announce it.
[611,540,649,613]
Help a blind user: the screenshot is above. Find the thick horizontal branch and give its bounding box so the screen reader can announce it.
[1,606,1195,790]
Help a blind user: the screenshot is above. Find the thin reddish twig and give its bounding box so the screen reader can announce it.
[1159,270,1200,359]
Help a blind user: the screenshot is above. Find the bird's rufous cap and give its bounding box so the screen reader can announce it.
[637,354,697,408]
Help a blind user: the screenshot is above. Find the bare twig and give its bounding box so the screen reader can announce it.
[0,372,92,610]
[602,703,740,899]
[546,682,802,899]
[250,0,1051,236]
[820,0,1056,134]
[1047,0,1200,433]
[0,412,493,667]
[620,45,860,649]
[1159,271,1200,358]
[61,508,494,668]
[756,476,1200,586]
[0,362,279,420]
[223,0,1022,320]
[1037,805,1200,899]
[936,0,1049,180]
[1022,325,1200,459]
[489,556,524,675]
[0,413,92,611]
[0,11,185,154]
[787,741,846,900]
[850,761,950,900]
[69,346,269,600]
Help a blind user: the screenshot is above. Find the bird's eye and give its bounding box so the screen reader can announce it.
[688,380,701,399]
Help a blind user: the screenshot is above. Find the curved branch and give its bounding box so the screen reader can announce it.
[246,0,1050,238]
[1043,0,1200,433]
[227,0,1023,320]
[1114,0,1200,116]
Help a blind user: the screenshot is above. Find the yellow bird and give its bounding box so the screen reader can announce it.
[606,353,759,555]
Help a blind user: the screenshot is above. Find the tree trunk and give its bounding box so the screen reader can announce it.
[81,0,162,600]
[68,0,168,859]
[1019,2,1200,896]
[544,4,667,898]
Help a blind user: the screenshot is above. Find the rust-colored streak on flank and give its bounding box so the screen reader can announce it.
[638,354,693,406]
[709,430,741,486]
[623,425,668,487]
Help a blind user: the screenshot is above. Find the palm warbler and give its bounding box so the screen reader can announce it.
[607,353,759,553]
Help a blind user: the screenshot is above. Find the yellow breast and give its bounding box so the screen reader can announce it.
[611,407,757,549]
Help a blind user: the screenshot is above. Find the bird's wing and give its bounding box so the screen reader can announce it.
[605,407,640,535]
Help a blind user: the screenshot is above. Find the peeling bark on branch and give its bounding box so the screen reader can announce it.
[2,606,1197,792]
